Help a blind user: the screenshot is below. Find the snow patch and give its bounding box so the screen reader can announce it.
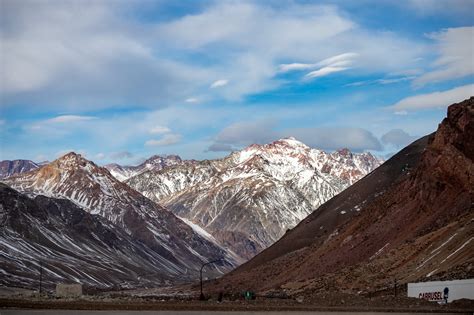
[179,217,216,242]
[440,236,473,264]
[370,243,389,260]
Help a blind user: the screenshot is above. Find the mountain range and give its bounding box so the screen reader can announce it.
[126,138,381,259]
[0,183,211,289]
[0,160,40,179]
[1,137,381,289]
[105,154,189,182]
[210,97,474,296]
[2,153,239,289]
[12,96,474,293]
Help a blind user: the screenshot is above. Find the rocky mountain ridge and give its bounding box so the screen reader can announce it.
[105,154,191,181]
[127,138,382,259]
[0,159,39,179]
[0,184,202,289]
[2,152,240,286]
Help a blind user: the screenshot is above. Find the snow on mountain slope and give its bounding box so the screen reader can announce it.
[127,137,382,260]
[104,163,138,182]
[0,160,39,179]
[105,155,189,181]
[0,184,199,289]
[2,153,239,283]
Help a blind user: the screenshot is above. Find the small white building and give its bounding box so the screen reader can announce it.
[56,283,82,297]
[408,279,474,303]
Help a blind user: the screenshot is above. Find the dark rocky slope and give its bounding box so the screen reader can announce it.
[0,160,39,179]
[0,184,199,289]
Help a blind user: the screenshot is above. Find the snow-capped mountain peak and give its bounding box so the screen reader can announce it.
[127,138,383,260]
[52,152,91,169]
[105,154,188,181]
[335,148,352,157]
[275,136,310,149]
[234,137,310,165]
[142,154,182,167]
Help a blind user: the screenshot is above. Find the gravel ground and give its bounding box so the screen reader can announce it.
[1,293,473,313]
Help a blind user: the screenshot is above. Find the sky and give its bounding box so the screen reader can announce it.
[1,0,473,165]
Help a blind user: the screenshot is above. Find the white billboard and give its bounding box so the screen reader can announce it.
[408,279,474,303]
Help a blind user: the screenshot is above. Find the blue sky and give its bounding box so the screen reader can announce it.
[1,0,473,164]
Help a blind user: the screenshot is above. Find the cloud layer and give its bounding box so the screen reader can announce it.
[381,129,418,148]
[280,52,358,79]
[414,27,474,86]
[2,1,473,162]
[1,0,210,109]
[46,115,97,123]
[2,1,429,109]
[145,134,182,147]
[392,84,474,111]
[209,119,383,152]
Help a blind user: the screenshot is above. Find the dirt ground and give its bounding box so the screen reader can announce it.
[1,289,473,313]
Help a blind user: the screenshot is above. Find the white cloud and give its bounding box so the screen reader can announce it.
[159,3,354,51]
[185,97,199,103]
[19,103,238,159]
[345,81,367,87]
[305,66,349,79]
[27,115,98,133]
[206,143,237,152]
[110,151,134,159]
[392,84,474,111]
[213,119,278,146]
[149,126,171,135]
[405,0,474,16]
[287,127,382,151]
[280,52,357,79]
[347,75,415,87]
[414,27,474,86]
[46,115,97,123]
[381,129,417,148]
[1,0,211,110]
[394,110,408,116]
[376,76,415,85]
[210,79,229,88]
[279,63,315,72]
[145,134,182,146]
[155,3,425,100]
[315,52,358,67]
[95,153,105,160]
[2,1,430,108]
[210,119,382,152]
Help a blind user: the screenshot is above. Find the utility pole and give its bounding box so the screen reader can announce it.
[200,258,222,300]
[394,278,397,297]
